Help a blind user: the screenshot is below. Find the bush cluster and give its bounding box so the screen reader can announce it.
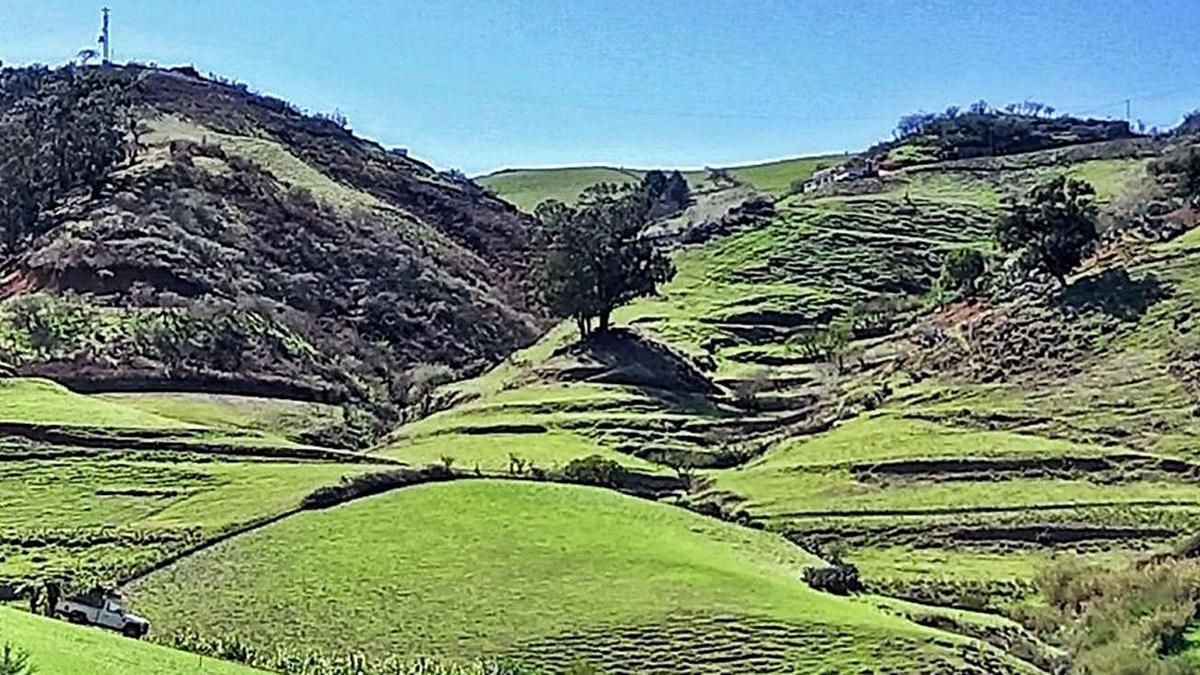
[559,455,627,487]
[802,564,863,596]
[1019,557,1200,673]
[301,466,454,510]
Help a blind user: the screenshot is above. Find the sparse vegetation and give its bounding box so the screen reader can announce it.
[1021,557,1200,673]
[0,642,34,675]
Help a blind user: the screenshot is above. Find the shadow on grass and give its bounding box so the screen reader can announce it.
[552,328,723,415]
[1054,269,1167,321]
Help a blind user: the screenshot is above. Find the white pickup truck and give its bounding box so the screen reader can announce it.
[55,590,150,638]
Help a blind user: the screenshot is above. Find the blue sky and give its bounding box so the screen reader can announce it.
[2,1,1198,174]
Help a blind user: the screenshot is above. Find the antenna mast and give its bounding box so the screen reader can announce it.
[99,7,111,64]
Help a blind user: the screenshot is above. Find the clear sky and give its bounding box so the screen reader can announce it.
[2,1,1198,174]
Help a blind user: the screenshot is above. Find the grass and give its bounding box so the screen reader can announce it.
[0,607,261,674]
[478,166,643,212]
[744,414,1113,469]
[715,154,844,195]
[478,153,841,212]
[126,479,1025,673]
[0,457,373,584]
[141,115,383,213]
[5,131,1182,670]
[0,378,193,430]
[380,430,667,474]
[99,392,342,445]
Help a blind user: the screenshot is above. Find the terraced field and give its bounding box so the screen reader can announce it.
[376,138,1194,652]
[126,480,1031,673]
[0,378,385,594]
[5,135,1181,672]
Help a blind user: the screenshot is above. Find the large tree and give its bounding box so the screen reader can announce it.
[996,174,1098,285]
[535,183,674,336]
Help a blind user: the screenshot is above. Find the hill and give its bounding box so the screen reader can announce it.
[371,132,1199,668]
[5,60,1198,672]
[478,154,841,213]
[0,64,545,424]
[126,480,1031,674]
[0,375,390,600]
[0,607,261,674]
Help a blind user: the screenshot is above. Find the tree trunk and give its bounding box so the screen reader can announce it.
[598,309,611,333]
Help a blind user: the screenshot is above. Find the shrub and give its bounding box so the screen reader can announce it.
[802,564,863,595]
[301,466,455,510]
[507,454,528,476]
[996,175,1098,285]
[0,643,34,675]
[1023,557,1200,673]
[1151,142,1200,204]
[732,368,771,410]
[937,248,987,298]
[560,455,627,487]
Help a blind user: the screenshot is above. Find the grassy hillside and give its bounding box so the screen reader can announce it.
[379,137,1190,668]
[0,607,260,674]
[127,480,1027,673]
[479,153,841,213]
[0,376,386,590]
[476,166,644,213]
[4,61,1193,673]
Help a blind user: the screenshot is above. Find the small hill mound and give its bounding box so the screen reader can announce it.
[544,328,718,395]
[125,480,1026,673]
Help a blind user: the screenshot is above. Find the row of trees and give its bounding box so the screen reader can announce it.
[895,99,1059,139]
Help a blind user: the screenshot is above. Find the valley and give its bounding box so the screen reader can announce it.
[0,57,1198,675]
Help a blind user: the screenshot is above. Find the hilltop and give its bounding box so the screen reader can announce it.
[478,154,841,213]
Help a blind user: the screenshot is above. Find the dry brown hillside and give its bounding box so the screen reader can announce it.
[0,64,545,430]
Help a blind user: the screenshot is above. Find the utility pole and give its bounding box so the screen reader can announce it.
[99,7,111,64]
[1125,98,1131,124]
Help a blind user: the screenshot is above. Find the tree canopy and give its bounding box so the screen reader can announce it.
[640,169,690,218]
[996,174,1098,285]
[937,248,987,298]
[535,183,674,336]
